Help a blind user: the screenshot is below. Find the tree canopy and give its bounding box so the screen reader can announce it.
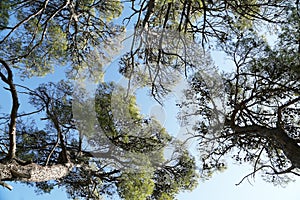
[0,0,300,199]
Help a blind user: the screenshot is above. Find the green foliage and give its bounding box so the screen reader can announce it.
[151,150,198,199]
[94,82,172,153]
[231,0,260,30]
[118,170,155,200]
[0,0,10,29]
[21,23,69,76]
[0,0,124,78]
[150,0,203,30]
[157,193,173,200]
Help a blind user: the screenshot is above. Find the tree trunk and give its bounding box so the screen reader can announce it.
[0,59,19,160]
[274,128,300,168]
[226,119,300,169]
[6,83,19,160]
[0,160,74,182]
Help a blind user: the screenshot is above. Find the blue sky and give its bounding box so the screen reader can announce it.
[177,164,300,200]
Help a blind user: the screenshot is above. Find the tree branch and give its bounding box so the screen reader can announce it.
[0,59,19,160]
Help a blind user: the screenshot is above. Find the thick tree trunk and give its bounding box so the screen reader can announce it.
[0,160,73,182]
[274,128,300,168]
[226,119,300,169]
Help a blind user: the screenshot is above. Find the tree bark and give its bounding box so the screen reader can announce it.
[0,59,19,160]
[0,160,74,182]
[225,119,300,169]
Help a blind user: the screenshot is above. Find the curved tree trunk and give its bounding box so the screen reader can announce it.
[226,119,300,170]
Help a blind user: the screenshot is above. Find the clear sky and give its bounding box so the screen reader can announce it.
[177,164,300,200]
